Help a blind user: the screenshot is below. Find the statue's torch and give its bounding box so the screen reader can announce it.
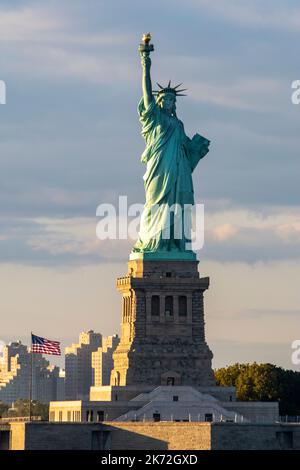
[139,33,154,55]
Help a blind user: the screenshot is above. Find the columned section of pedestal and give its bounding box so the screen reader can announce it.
[110,258,215,387]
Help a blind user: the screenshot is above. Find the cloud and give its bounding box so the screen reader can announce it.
[6,44,137,84]
[186,0,300,32]
[212,223,238,241]
[0,3,137,84]
[0,6,65,42]
[202,206,300,262]
[190,78,282,112]
[0,1,299,224]
[0,204,299,266]
[276,222,300,243]
[0,216,133,265]
[0,4,131,45]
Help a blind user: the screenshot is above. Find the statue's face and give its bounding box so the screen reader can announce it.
[159,93,176,112]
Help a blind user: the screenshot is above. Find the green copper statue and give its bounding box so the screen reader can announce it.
[131,34,210,260]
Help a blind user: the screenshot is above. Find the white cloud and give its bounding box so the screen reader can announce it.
[1,204,299,265]
[276,221,300,243]
[0,4,136,84]
[202,206,300,262]
[189,78,282,111]
[205,206,300,233]
[0,6,66,42]
[186,0,300,32]
[26,205,300,260]
[0,5,132,45]
[26,217,132,260]
[212,223,237,241]
[2,40,137,85]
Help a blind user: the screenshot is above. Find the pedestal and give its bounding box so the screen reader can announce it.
[110,258,215,387]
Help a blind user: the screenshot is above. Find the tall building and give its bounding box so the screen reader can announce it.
[92,335,120,387]
[65,330,102,400]
[0,341,64,405]
[56,369,65,401]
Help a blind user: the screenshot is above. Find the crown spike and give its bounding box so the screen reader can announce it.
[154,81,187,98]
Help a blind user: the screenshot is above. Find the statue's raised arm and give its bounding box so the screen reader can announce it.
[139,33,154,109]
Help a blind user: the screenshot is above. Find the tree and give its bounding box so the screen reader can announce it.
[215,363,300,415]
[0,401,9,418]
[6,399,49,420]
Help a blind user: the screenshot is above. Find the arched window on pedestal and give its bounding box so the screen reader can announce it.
[165,296,173,317]
[151,295,160,316]
[179,295,187,317]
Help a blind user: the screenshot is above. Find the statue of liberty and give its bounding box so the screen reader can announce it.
[131,34,210,260]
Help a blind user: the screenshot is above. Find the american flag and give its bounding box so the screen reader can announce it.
[31,333,61,356]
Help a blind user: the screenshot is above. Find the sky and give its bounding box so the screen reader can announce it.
[0,0,299,371]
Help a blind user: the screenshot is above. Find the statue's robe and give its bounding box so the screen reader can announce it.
[132,97,210,253]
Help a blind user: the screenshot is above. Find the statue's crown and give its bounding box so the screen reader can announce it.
[154,81,187,97]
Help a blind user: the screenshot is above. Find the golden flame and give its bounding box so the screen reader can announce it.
[142,33,151,44]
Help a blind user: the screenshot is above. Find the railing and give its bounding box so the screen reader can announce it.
[116,276,131,286]
[279,416,300,423]
[114,413,248,423]
[0,416,42,423]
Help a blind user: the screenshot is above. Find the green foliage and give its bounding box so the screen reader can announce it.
[215,363,300,415]
[3,399,49,420]
[0,401,9,417]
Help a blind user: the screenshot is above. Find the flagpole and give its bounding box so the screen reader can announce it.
[29,332,33,422]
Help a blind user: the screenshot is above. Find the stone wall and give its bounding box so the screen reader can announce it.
[211,423,300,450]
[7,421,300,450]
[107,422,212,450]
[223,401,279,423]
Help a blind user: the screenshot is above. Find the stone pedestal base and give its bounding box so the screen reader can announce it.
[110,258,215,387]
